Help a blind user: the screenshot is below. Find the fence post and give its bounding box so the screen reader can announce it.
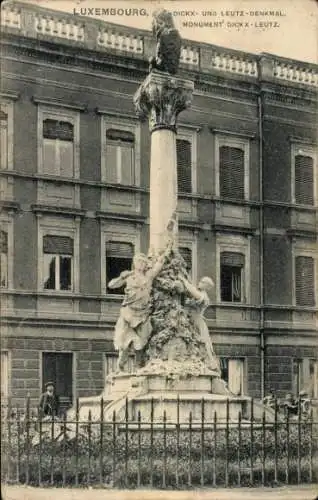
[75,398,79,487]
[250,398,254,485]
[112,410,116,488]
[88,410,92,487]
[99,397,104,486]
[37,407,42,486]
[25,395,30,486]
[238,411,242,487]
[274,397,278,483]
[285,407,290,484]
[124,398,129,488]
[261,410,265,486]
[163,409,167,489]
[7,396,12,483]
[16,406,21,484]
[213,410,217,487]
[176,395,180,488]
[297,398,301,484]
[50,411,55,485]
[188,411,192,488]
[150,398,154,488]
[200,398,205,487]
[225,398,229,487]
[62,411,67,487]
[137,410,141,488]
[309,409,313,484]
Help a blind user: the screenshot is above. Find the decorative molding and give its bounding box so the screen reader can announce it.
[32,95,87,112]
[95,108,138,120]
[213,224,255,236]
[96,211,146,225]
[210,127,256,140]
[0,90,20,100]
[0,201,20,212]
[286,228,317,240]
[289,135,317,146]
[31,204,85,218]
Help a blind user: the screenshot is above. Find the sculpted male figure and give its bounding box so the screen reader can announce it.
[108,238,173,372]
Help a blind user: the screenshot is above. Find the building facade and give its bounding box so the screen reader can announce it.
[1,2,317,409]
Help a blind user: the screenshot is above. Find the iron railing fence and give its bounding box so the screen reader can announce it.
[1,397,318,489]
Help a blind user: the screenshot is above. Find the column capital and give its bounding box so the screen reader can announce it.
[134,70,194,133]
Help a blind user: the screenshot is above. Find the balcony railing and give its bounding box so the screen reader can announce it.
[1,2,317,87]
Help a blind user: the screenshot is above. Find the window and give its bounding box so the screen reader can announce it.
[179,246,192,276]
[42,119,74,177]
[292,358,318,398]
[106,241,134,294]
[105,129,135,185]
[220,252,245,302]
[42,352,73,410]
[0,230,8,288]
[104,353,135,379]
[220,358,245,396]
[295,256,315,307]
[219,146,244,200]
[0,109,8,170]
[43,235,73,291]
[294,154,314,205]
[1,351,9,400]
[177,138,192,193]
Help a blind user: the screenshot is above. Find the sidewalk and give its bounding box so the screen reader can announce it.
[2,485,318,500]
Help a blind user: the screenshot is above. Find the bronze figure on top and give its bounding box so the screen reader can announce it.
[149,9,182,75]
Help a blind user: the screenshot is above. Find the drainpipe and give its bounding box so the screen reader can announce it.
[258,77,265,400]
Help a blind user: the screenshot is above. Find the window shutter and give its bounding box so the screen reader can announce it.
[59,141,74,177]
[221,252,244,268]
[295,155,314,205]
[219,146,244,200]
[105,143,117,183]
[43,235,74,255]
[179,246,192,273]
[0,231,8,253]
[295,256,315,307]
[43,139,57,175]
[106,241,134,258]
[43,119,74,141]
[0,112,8,170]
[121,144,134,185]
[177,139,192,193]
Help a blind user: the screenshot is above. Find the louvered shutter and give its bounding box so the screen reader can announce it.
[179,246,192,274]
[43,120,74,141]
[106,241,134,258]
[43,235,74,255]
[295,256,315,306]
[220,252,245,267]
[121,143,134,185]
[219,146,244,200]
[0,231,8,253]
[43,139,57,175]
[295,155,314,205]
[105,143,117,183]
[0,111,8,170]
[177,139,192,193]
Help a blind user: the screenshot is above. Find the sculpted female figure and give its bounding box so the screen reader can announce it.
[180,275,221,374]
[108,239,173,372]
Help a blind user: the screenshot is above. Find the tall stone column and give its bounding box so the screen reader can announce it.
[134,71,194,253]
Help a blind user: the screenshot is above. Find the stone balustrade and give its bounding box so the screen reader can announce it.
[1,4,21,29]
[35,14,85,42]
[2,1,317,88]
[180,45,199,66]
[97,28,143,54]
[211,51,257,77]
[273,60,318,87]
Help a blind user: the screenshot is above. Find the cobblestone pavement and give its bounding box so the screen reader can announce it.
[2,485,318,500]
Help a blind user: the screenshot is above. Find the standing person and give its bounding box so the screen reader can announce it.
[180,275,221,374]
[38,382,60,418]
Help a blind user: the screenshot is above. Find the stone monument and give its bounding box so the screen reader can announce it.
[76,9,256,423]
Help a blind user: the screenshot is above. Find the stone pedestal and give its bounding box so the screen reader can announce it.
[134,71,194,252]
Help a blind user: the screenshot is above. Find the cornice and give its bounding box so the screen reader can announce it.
[96,211,146,225]
[31,204,85,218]
[0,90,20,101]
[32,95,87,112]
[0,201,20,213]
[210,127,256,140]
[286,228,317,240]
[213,224,256,236]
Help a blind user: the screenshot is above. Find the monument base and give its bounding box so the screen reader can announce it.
[74,371,260,423]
